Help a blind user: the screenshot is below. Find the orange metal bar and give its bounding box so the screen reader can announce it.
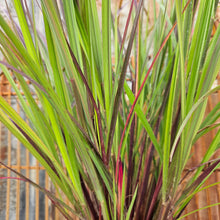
[0,165,45,170]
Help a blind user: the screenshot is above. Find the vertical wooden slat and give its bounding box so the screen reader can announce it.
[35,161,40,220]
[25,149,30,220]
[205,98,215,220]
[45,173,49,220]
[16,94,21,220]
[6,81,11,220]
[55,189,59,220]
[25,101,30,220]
[205,100,212,220]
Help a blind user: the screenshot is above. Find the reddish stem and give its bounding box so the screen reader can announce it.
[116,0,192,181]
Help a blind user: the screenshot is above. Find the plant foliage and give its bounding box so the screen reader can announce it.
[0,0,220,219]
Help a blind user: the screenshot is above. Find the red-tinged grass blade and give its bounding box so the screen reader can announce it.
[134,133,147,188]
[0,176,26,181]
[146,170,163,220]
[0,61,47,94]
[117,160,123,195]
[175,159,220,219]
[12,120,60,178]
[134,142,155,218]
[80,174,99,219]
[185,159,220,196]
[66,40,107,165]
[134,109,163,219]
[116,0,192,184]
[125,117,135,207]
[116,160,123,218]
[125,70,137,207]
[0,162,79,220]
[179,158,220,185]
[120,0,134,52]
[107,0,144,164]
[3,8,25,46]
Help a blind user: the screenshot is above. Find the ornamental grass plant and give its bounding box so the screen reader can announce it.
[0,0,220,219]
